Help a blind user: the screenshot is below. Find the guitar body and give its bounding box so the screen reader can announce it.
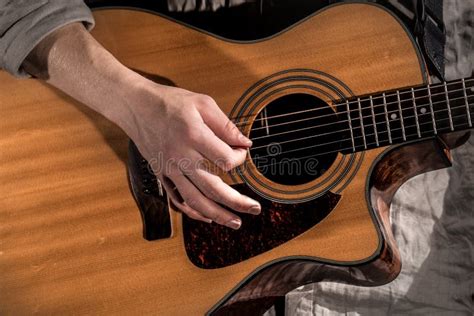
[0,3,467,315]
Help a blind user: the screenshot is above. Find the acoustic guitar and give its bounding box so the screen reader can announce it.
[1,2,472,315]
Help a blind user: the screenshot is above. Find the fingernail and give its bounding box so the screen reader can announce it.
[239,134,252,146]
[227,219,241,230]
[248,205,261,215]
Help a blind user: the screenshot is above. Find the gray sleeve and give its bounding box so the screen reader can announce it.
[0,0,95,77]
[167,0,253,12]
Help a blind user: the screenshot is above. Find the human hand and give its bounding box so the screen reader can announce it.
[126,83,261,230]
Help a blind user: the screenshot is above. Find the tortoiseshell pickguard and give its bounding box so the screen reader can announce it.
[183,185,340,269]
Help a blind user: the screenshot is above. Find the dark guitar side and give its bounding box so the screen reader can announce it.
[1,3,468,315]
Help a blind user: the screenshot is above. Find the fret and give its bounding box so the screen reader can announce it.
[385,91,405,143]
[345,99,356,152]
[357,97,367,149]
[411,88,421,138]
[430,83,453,132]
[427,85,437,134]
[443,81,454,131]
[358,97,377,149]
[398,87,419,142]
[369,96,379,146]
[375,95,389,145]
[413,84,440,137]
[396,90,406,141]
[382,93,392,144]
[462,78,472,127]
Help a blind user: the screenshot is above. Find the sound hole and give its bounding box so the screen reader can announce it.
[249,93,340,185]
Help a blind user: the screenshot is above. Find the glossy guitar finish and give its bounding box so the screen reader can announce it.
[0,3,471,315]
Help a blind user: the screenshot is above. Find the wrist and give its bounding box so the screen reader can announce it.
[112,71,167,141]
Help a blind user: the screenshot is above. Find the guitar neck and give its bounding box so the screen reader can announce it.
[339,77,474,154]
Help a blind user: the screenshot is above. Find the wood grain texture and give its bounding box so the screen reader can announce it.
[0,3,439,315]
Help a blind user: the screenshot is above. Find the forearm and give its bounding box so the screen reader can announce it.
[23,22,144,138]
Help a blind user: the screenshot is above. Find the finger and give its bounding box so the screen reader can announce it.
[197,96,252,147]
[171,197,213,223]
[169,172,242,230]
[161,176,182,202]
[188,168,261,215]
[161,176,213,224]
[183,207,213,223]
[194,124,248,171]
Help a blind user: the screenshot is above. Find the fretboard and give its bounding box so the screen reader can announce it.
[338,77,474,154]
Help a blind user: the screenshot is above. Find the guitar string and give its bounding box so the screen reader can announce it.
[234,85,469,127]
[251,105,467,152]
[246,97,472,150]
[250,113,471,169]
[251,118,457,169]
[231,79,473,128]
[232,78,474,126]
[240,85,473,131]
[249,92,473,133]
[250,109,472,161]
[249,95,471,142]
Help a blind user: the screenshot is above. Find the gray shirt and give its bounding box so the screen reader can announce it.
[0,0,94,77]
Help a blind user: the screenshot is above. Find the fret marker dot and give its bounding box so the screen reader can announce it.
[470,87,474,93]
[390,113,397,120]
[420,107,427,114]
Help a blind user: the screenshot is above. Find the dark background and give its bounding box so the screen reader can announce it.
[85,0,416,41]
